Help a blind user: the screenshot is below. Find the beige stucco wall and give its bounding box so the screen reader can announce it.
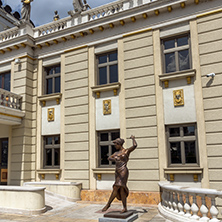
[9,57,37,185]
[63,47,89,189]
[197,12,222,190]
[123,31,159,191]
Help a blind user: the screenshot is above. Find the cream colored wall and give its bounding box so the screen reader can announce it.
[197,12,222,190]
[63,47,89,189]
[123,31,159,191]
[10,57,37,185]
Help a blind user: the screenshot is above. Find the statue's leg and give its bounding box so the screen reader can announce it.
[102,186,119,212]
[120,187,127,213]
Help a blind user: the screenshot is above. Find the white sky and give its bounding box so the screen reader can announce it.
[2,0,115,26]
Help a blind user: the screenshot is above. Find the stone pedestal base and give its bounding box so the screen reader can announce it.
[99,211,138,222]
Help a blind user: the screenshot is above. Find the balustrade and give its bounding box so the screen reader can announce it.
[0,27,19,42]
[159,182,222,222]
[0,89,22,110]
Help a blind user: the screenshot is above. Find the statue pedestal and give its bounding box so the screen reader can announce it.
[99,211,138,222]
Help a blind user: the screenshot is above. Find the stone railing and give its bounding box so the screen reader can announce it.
[33,18,69,38]
[0,26,20,42]
[159,182,222,222]
[0,89,22,110]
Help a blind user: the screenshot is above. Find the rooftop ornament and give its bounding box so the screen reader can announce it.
[54,10,60,21]
[68,0,91,16]
[21,0,33,24]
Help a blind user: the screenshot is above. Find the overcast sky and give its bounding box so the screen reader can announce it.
[2,0,115,26]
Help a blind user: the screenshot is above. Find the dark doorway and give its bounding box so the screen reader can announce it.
[0,138,8,185]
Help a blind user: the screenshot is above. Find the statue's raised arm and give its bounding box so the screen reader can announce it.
[21,0,33,23]
[73,0,91,13]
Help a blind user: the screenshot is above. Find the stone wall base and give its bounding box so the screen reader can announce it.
[81,190,160,205]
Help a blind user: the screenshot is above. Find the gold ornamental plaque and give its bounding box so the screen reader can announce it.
[103,100,111,115]
[48,108,55,122]
[173,89,184,107]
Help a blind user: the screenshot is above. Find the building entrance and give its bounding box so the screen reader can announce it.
[0,138,8,185]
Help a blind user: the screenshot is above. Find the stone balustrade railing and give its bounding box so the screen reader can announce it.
[0,0,160,41]
[0,89,22,110]
[0,26,20,42]
[158,182,222,222]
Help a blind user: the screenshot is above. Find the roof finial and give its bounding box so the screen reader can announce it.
[54,10,60,21]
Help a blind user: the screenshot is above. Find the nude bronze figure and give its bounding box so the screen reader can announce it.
[102,135,137,213]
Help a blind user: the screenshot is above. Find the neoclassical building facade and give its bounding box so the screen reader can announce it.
[0,0,221,207]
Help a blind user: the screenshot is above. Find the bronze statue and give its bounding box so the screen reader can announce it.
[102,135,137,213]
[21,0,33,22]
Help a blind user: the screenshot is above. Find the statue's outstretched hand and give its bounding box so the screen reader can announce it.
[130,135,135,140]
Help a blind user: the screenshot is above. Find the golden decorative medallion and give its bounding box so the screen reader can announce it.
[48,108,55,122]
[173,89,184,107]
[103,100,111,115]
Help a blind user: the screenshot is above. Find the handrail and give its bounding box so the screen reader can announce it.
[0,88,22,110]
[158,182,222,222]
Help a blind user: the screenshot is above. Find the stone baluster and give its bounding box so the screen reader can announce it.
[172,192,179,213]
[191,193,200,220]
[199,195,209,222]
[178,192,184,215]
[168,191,173,211]
[184,193,191,217]
[165,190,170,210]
[209,196,219,222]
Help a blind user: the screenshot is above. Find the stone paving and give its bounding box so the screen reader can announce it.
[0,193,168,222]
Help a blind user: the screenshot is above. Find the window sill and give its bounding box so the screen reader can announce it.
[164,167,203,174]
[159,69,196,87]
[38,93,62,106]
[92,168,115,174]
[91,82,121,98]
[37,169,61,180]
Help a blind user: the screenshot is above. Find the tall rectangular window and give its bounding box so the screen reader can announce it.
[44,135,60,169]
[166,124,198,166]
[98,130,120,167]
[162,35,191,73]
[0,72,10,91]
[44,64,60,94]
[97,51,118,85]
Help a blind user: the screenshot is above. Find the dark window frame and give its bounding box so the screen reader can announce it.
[98,130,120,168]
[96,51,118,85]
[162,34,192,74]
[0,72,11,91]
[43,135,60,169]
[44,64,61,95]
[166,124,199,167]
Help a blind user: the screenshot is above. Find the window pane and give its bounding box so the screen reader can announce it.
[165,52,176,73]
[177,36,188,47]
[1,141,8,167]
[0,75,2,88]
[4,73,10,91]
[185,141,197,163]
[99,55,107,64]
[109,52,117,62]
[46,137,53,145]
[169,128,180,137]
[47,68,53,75]
[100,133,108,141]
[184,126,195,136]
[179,49,190,71]
[54,136,60,144]
[99,67,107,85]
[55,77,60,93]
[55,66,61,74]
[109,65,118,83]
[46,149,52,166]
[111,132,120,141]
[46,78,53,94]
[170,142,181,164]
[101,146,109,165]
[54,148,60,166]
[164,39,175,50]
